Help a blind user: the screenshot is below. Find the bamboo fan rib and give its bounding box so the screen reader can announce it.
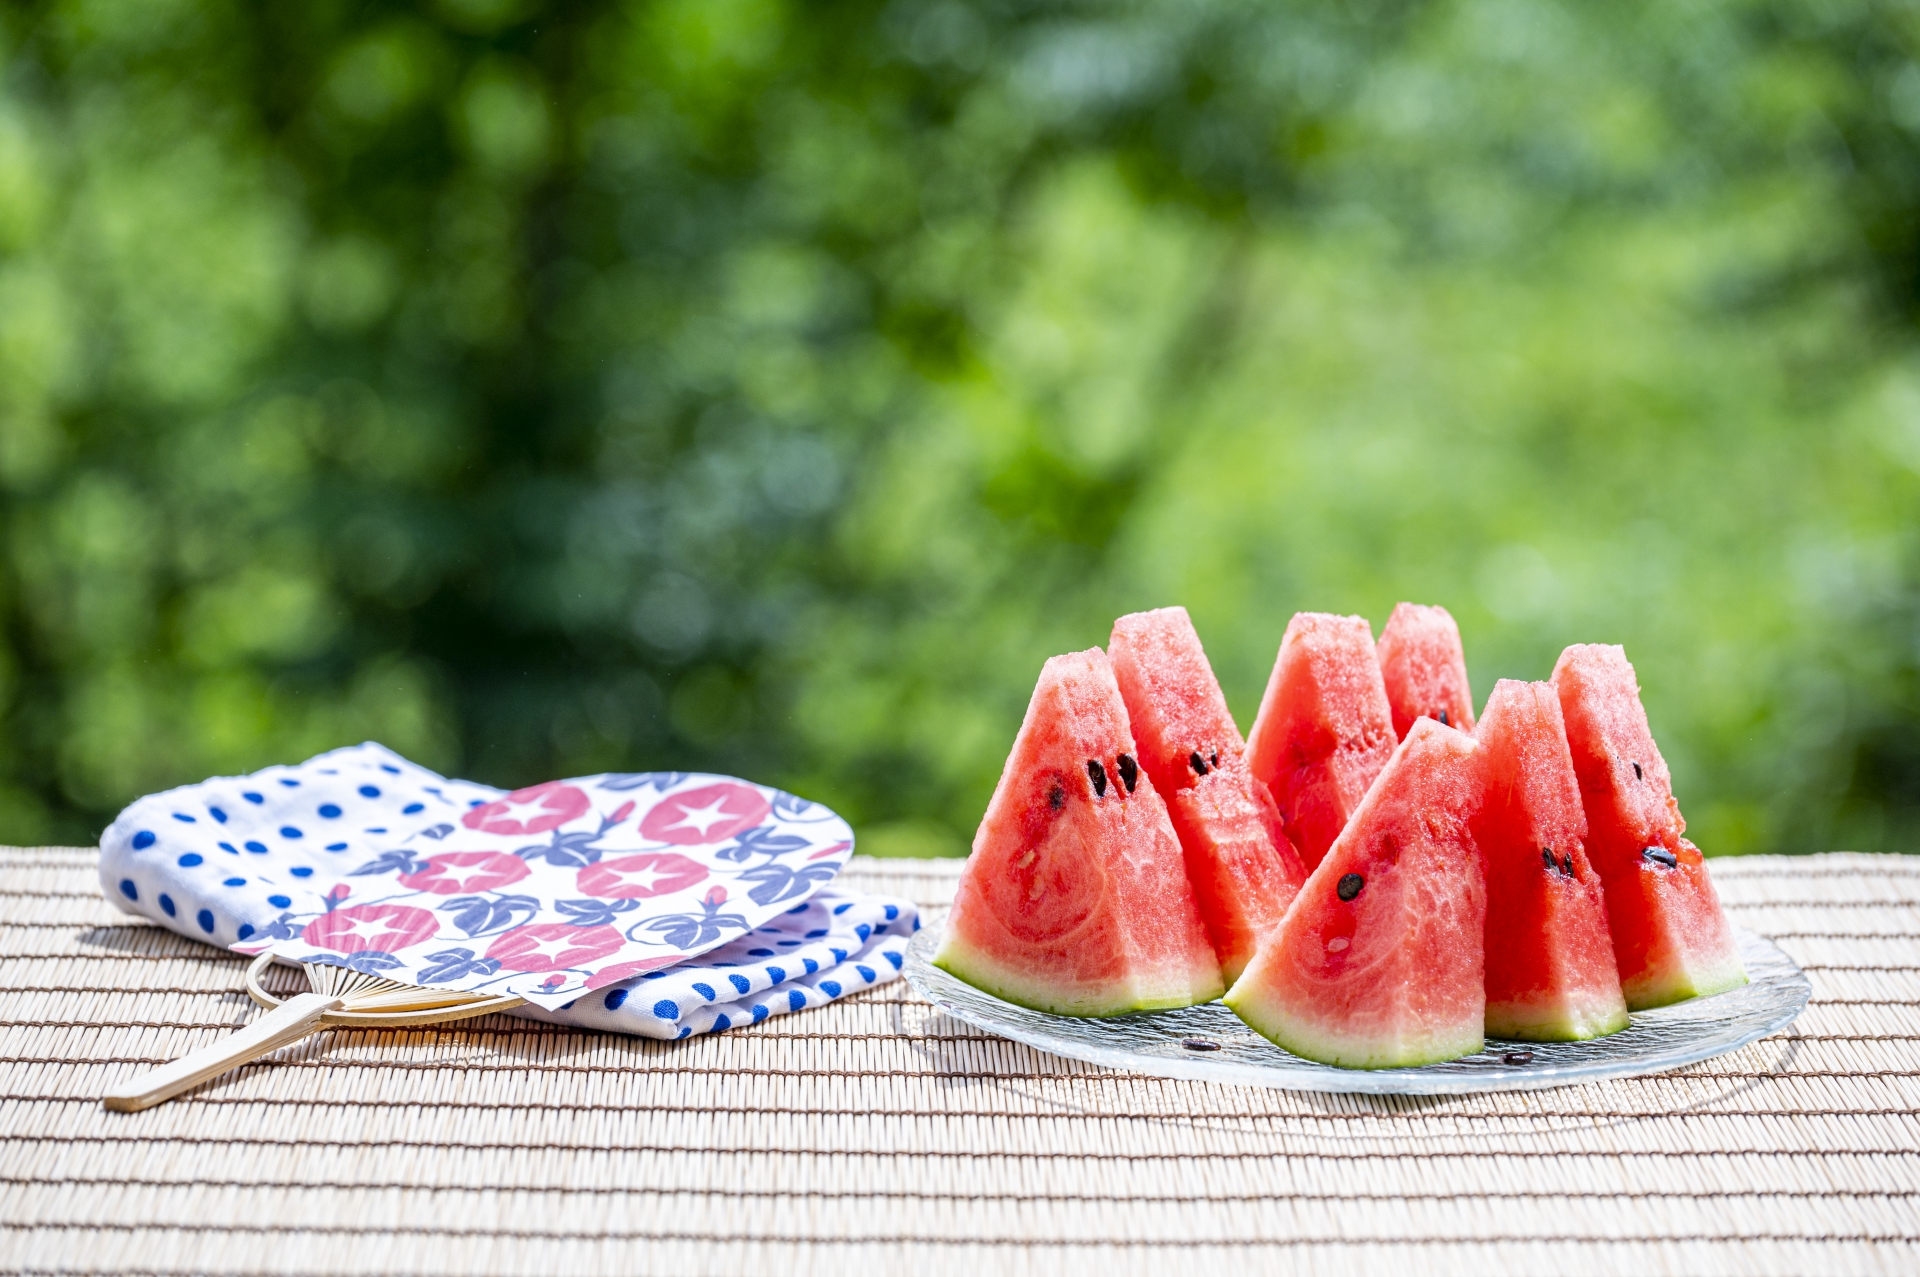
[283,961,514,1016]
[303,963,407,1003]
[2,849,1916,1276]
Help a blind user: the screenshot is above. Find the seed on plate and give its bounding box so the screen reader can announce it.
[1116,753,1139,793]
[1337,873,1364,902]
[1180,1037,1222,1052]
[1641,845,1678,869]
[1087,759,1108,797]
[1189,751,1209,776]
[1503,1050,1534,1066]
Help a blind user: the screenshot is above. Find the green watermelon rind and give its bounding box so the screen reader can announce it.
[932,933,1225,1019]
[1485,997,1631,1043]
[1223,982,1485,1070]
[1621,958,1748,1012]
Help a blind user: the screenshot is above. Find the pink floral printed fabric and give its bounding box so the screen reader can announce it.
[98,743,914,1037]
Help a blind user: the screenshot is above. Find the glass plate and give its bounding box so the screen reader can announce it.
[903,925,1809,1094]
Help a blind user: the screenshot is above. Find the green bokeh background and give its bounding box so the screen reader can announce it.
[3,0,1919,856]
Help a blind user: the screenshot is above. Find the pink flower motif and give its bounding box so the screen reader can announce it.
[461,782,592,837]
[302,903,439,955]
[485,923,625,973]
[609,800,635,825]
[584,955,685,990]
[638,782,770,845]
[576,853,707,901]
[327,883,352,903]
[703,885,728,907]
[398,851,531,896]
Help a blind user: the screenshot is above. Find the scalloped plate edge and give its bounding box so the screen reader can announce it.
[903,924,1810,1094]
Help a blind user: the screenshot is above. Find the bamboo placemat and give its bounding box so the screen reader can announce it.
[0,849,1915,1276]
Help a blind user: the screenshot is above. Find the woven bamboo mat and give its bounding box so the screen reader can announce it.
[0,850,1915,1276]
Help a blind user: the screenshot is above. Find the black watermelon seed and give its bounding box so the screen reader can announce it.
[1210,751,1220,768]
[1117,753,1139,793]
[1632,761,1643,780]
[1642,845,1678,869]
[1337,873,1364,902]
[1189,751,1209,776]
[1541,848,1557,873]
[1560,853,1574,877]
[1503,1050,1534,1066]
[1438,709,1449,727]
[1180,1037,1222,1052]
[1048,784,1066,811]
[1087,759,1108,797]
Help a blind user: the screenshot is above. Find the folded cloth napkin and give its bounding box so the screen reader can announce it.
[99,743,916,1039]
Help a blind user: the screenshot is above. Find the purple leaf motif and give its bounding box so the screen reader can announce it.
[715,826,811,864]
[310,951,406,975]
[439,892,541,937]
[738,862,837,906]
[627,893,751,949]
[554,896,641,928]
[349,848,431,877]
[417,948,503,984]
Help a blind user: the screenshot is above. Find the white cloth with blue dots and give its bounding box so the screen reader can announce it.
[98,743,917,1040]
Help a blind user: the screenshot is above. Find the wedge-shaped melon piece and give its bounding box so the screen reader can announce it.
[1474,679,1629,1041]
[1551,645,1745,1010]
[1109,607,1307,984]
[934,648,1225,1016]
[1245,612,1398,872]
[1377,602,1476,738]
[1226,719,1485,1069]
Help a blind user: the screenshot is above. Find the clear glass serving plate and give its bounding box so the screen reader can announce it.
[903,925,1809,1094]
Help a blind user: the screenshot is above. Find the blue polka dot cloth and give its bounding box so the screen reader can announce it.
[518,892,914,1039]
[98,743,917,1039]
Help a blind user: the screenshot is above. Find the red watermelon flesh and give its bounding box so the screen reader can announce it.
[1245,613,1398,873]
[1109,607,1307,983]
[933,648,1225,1016]
[1473,679,1629,1041]
[1551,645,1745,1010]
[1226,718,1486,1068]
[1377,602,1477,739]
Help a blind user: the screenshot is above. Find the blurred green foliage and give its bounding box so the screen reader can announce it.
[2,0,1920,856]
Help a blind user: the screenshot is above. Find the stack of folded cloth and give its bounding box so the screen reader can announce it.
[98,743,918,1039]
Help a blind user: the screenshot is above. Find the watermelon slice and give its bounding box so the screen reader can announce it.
[1244,612,1398,872]
[1109,607,1308,984]
[1225,718,1485,1069]
[933,648,1225,1016]
[1473,679,1629,1041]
[1377,602,1476,739]
[1551,645,1745,1010]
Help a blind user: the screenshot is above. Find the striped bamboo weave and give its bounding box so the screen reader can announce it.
[0,848,1916,1276]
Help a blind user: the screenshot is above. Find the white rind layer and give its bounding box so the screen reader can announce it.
[1224,983,1484,1070]
[1485,995,1630,1043]
[934,933,1224,1019]
[1624,954,1748,1012]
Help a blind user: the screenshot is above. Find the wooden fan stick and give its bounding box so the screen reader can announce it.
[103,988,344,1112]
[103,957,522,1113]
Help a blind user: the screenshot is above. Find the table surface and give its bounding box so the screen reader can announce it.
[0,848,1915,1276]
